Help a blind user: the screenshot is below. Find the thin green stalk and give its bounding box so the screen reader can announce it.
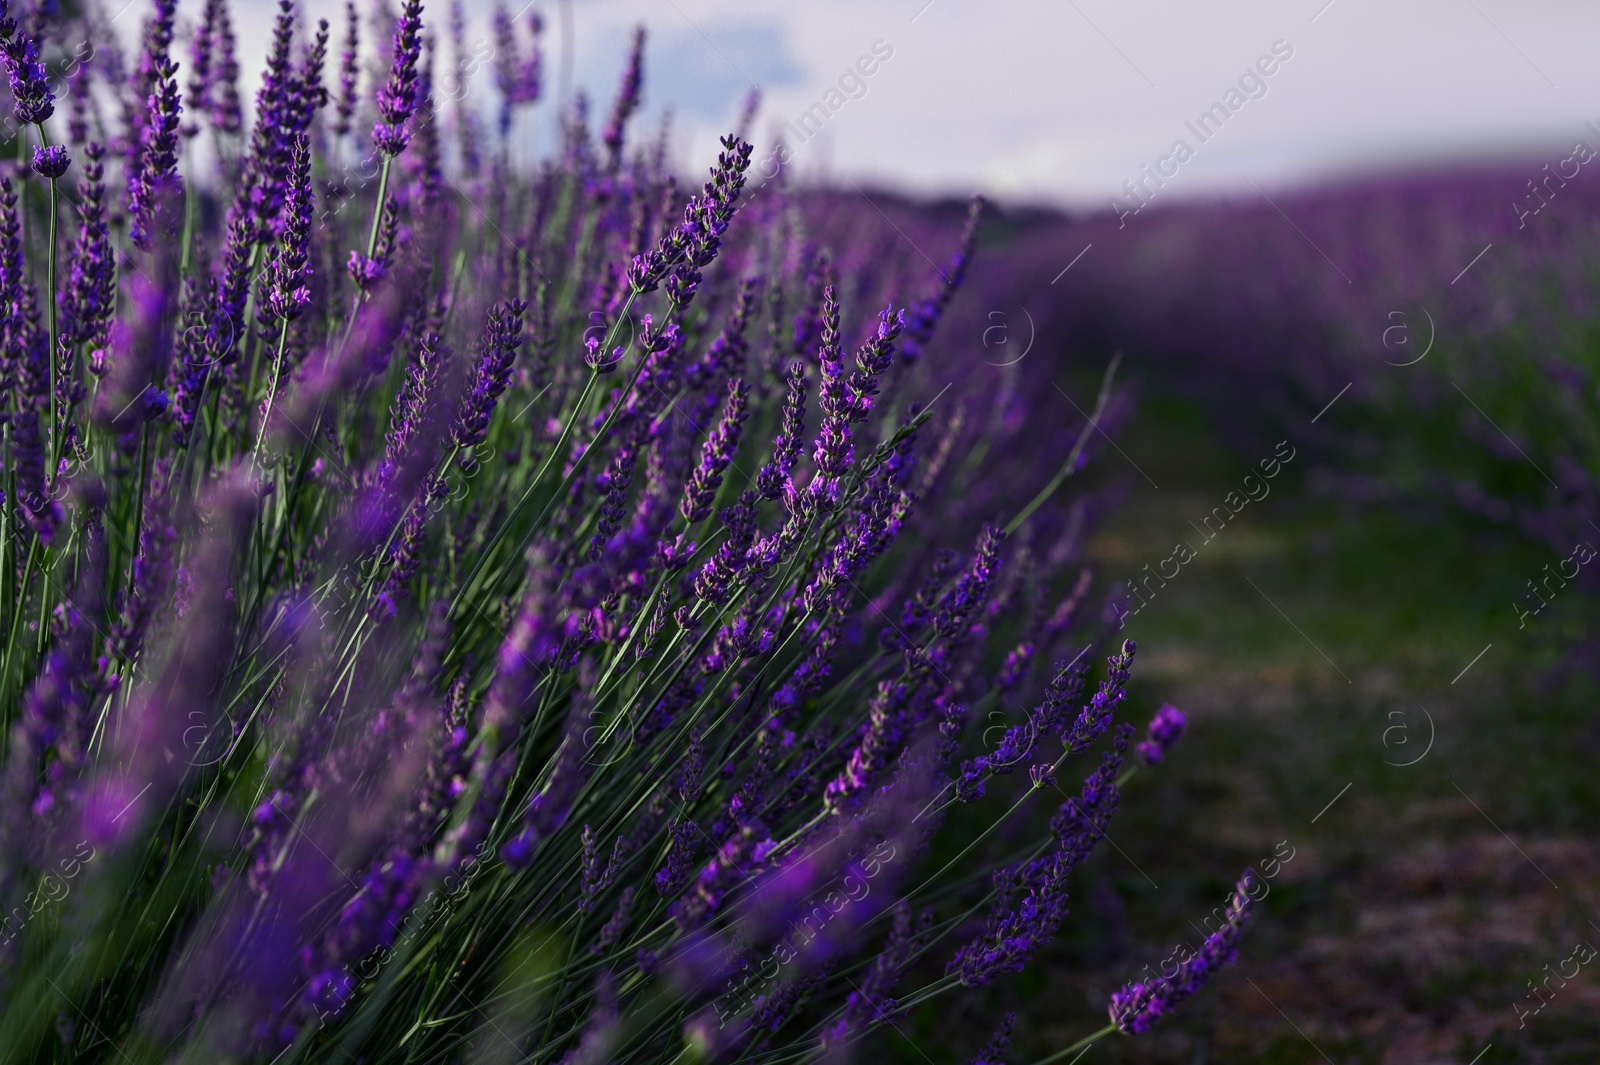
[1005,351,1122,535]
[1027,1023,1117,1065]
[253,319,292,459]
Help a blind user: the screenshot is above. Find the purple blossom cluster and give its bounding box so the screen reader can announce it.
[1108,868,1259,1033]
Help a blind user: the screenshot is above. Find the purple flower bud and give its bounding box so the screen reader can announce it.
[1137,704,1188,766]
[30,144,68,179]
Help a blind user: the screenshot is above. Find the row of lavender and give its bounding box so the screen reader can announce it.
[0,1,1257,1061]
[993,163,1600,633]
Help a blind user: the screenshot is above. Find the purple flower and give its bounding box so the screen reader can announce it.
[349,197,400,291]
[30,144,68,179]
[755,361,808,501]
[679,377,749,526]
[1061,639,1137,754]
[970,1012,1015,1065]
[821,898,914,1045]
[184,0,219,137]
[947,728,1132,988]
[126,0,182,249]
[1108,868,1259,1033]
[602,26,645,168]
[379,329,452,491]
[373,0,425,156]
[628,135,754,294]
[60,144,115,353]
[1,25,53,126]
[1137,704,1188,766]
[332,1,360,140]
[955,652,1092,802]
[451,299,528,470]
[899,196,983,364]
[260,135,313,322]
[492,6,542,135]
[210,0,242,133]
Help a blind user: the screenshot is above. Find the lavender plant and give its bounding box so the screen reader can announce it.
[0,3,1256,1062]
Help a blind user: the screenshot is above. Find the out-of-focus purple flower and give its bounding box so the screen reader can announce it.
[402,36,441,202]
[1108,868,1258,1033]
[332,1,360,140]
[900,196,982,364]
[126,0,182,249]
[112,461,176,663]
[1137,704,1187,766]
[821,898,914,1046]
[491,5,541,136]
[373,0,425,156]
[965,1013,1015,1065]
[184,0,219,138]
[601,26,645,168]
[289,18,331,137]
[210,0,242,133]
[30,144,68,179]
[11,407,59,542]
[3,538,107,826]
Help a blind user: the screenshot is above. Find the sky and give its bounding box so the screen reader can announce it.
[218,0,1600,212]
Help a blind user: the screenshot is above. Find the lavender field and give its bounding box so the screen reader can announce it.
[0,1,1591,1063]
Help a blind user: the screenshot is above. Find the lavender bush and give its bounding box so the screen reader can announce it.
[0,2,1257,1061]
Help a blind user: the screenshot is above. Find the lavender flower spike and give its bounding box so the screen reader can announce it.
[452,299,529,471]
[373,0,426,156]
[332,1,360,140]
[679,377,749,526]
[1108,868,1259,1034]
[0,18,54,126]
[1136,704,1187,766]
[262,135,313,322]
[602,26,645,168]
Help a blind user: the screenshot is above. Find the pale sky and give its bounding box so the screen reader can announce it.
[215,0,1600,210]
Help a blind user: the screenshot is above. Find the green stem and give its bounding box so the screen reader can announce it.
[40,127,59,466]
[1005,351,1122,535]
[1028,1023,1118,1065]
[253,319,292,459]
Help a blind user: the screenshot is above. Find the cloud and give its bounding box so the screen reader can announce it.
[648,21,806,120]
